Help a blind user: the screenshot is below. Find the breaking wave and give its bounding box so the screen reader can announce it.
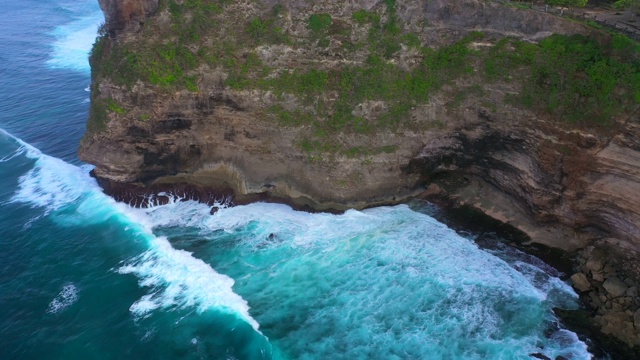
[46,0,103,72]
[4,129,262,333]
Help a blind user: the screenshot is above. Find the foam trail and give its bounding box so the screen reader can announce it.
[47,284,79,314]
[3,129,261,332]
[46,1,103,72]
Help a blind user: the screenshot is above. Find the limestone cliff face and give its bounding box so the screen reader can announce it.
[81,0,639,234]
[411,117,640,250]
[81,0,640,346]
[80,86,424,210]
[81,0,594,210]
[81,0,639,237]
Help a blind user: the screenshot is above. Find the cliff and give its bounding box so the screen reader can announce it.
[81,0,640,351]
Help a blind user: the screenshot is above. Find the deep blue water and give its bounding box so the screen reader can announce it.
[0,1,594,359]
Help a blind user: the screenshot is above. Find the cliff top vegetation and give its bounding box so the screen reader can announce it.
[89,0,640,155]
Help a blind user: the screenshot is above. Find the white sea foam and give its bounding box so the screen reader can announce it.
[12,157,97,213]
[118,235,260,330]
[4,130,261,333]
[0,129,42,159]
[47,284,78,314]
[143,201,592,359]
[3,128,96,213]
[46,1,103,72]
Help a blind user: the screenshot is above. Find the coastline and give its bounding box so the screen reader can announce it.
[419,191,640,360]
[95,175,639,358]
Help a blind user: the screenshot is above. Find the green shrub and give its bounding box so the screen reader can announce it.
[352,10,380,25]
[247,17,290,44]
[308,13,332,33]
[402,33,421,49]
[248,18,270,39]
[517,34,640,124]
[484,38,528,81]
[268,106,315,127]
[106,98,126,114]
[260,69,329,100]
[383,0,397,13]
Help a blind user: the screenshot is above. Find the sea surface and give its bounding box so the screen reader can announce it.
[0,1,595,359]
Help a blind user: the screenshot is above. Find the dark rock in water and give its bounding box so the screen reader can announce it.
[210,206,219,215]
[93,175,235,208]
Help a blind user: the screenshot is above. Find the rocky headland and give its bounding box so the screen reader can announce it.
[81,0,640,355]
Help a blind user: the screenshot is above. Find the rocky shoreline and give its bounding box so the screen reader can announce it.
[420,191,640,359]
[96,175,639,358]
[569,243,640,357]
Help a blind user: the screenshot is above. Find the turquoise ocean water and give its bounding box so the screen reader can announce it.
[0,1,595,359]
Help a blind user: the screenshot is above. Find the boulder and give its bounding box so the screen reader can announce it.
[603,277,628,298]
[570,273,591,292]
[592,271,604,282]
[586,258,604,273]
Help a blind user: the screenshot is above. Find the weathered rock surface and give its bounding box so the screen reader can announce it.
[98,0,158,35]
[81,0,640,351]
[573,242,640,349]
[603,277,629,298]
[571,273,591,293]
[422,0,589,38]
[81,85,425,210]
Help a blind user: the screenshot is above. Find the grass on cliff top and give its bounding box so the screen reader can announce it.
[90,0,640,153]
[517,33,640,124]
